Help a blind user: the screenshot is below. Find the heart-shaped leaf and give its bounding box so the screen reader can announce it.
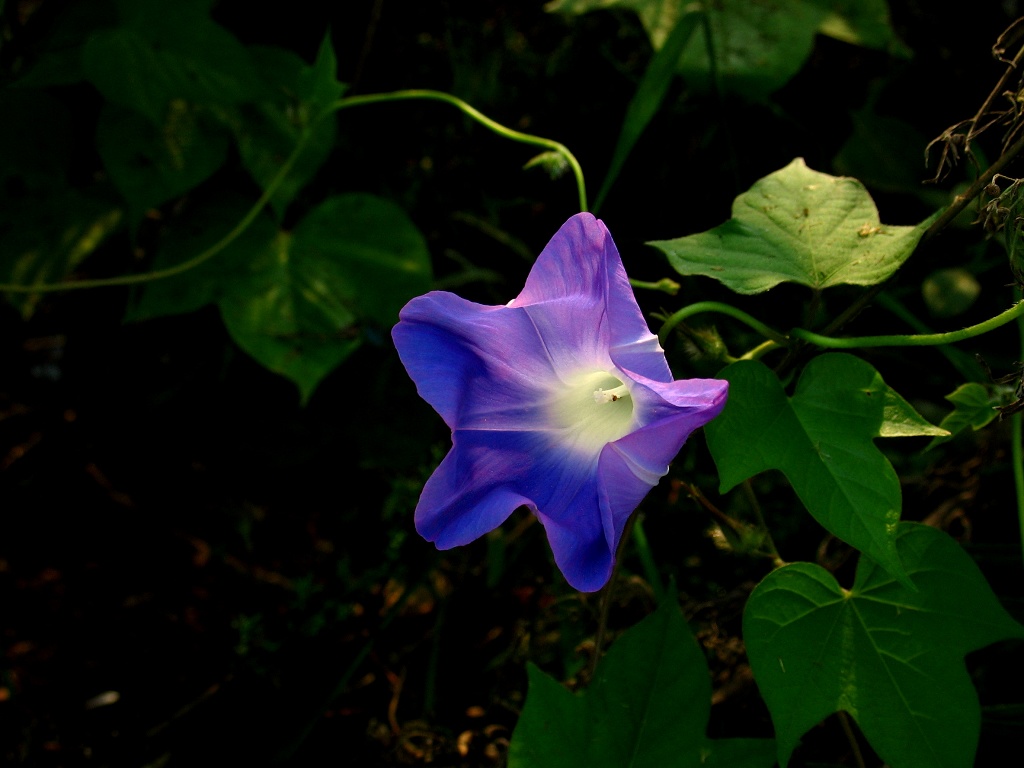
[217,193,432,402]
[230,35,346,219]
[509,595,776,768]
[744,522,1024,768]
[96,103,229,220]
[705,354,947,582]
[649,158,935,294]
[127,197,278,322]
[82,1,260,124]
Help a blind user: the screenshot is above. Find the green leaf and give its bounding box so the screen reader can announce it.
[811,0,909,55]
[676,0,823,99]
[548,0,904,99]
[744,522,1024,768]
[0,189,122,318]
[288,194,433,328]
[508,665,589,768]
[11,0,118,88]
[833,108,934,197]
[594,8,700,211]
[127,198,279,322]
[218,229,362,405]
[925,383,1001,450]
[229,38,346,219]
[97,103,229,220]
[298,32,348,119]
[82,0,260,124]
[705,354,947,583]
[650,158,934,294]
[217,193,432,403]
[509,595,775,768]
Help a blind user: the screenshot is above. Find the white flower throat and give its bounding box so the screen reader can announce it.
[550,370,635,454]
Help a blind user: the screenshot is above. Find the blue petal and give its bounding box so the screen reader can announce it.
[414,427,614,591]
[537,501,611,593]
[415,432,536,548]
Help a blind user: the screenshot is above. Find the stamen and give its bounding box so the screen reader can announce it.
[593,383,631,404]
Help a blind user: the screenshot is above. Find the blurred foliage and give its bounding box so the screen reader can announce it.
[2,0,1024,766]
[1,0,432,401]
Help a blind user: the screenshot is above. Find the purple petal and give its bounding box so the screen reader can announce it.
[513,213,672,382]
[415,432,535,548]
[392,292,556,431]
[393,213,731,594]
[414,426,615,591]
[598,377,728,553]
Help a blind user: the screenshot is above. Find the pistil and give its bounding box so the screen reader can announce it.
[593,383,631,404]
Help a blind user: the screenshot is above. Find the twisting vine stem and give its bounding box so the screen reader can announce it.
[657,301,790,347]
[660,299,1024,353]
[1014,302,1024,567]
[331,90,588,213]
[0,90,587,296]
[0,128,311,294]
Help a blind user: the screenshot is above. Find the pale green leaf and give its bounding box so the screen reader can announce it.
[218,228,361,405]
[744,522,1024,768]
[811,0,909,55]
[650,158,935,294]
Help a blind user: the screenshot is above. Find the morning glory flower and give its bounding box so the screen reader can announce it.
[392,213,728,592]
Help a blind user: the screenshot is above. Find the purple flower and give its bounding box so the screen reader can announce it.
[392,213,728,592]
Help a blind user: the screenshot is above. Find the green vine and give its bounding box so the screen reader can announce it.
[0,90,588,296]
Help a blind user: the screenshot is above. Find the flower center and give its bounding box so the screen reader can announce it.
[549,370,635,454]
[593,383,630,403]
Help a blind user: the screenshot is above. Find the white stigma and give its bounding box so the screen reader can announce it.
[593,383,631,404]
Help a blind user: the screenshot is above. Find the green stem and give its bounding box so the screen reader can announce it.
[1013,410,1024,568]
[331,89,588,213]
[0,89,587,296]
[791,299,1024,349]
[1014,302,1024,568]
[738,339,782,361]
[875,292,986,381]
[587,514,636,683]
[742,479,785,568]
[837,711,868,768]
[631,515,665,604]
[658,301,790,347]
[629,277,680,296]
[0,127,311,294]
